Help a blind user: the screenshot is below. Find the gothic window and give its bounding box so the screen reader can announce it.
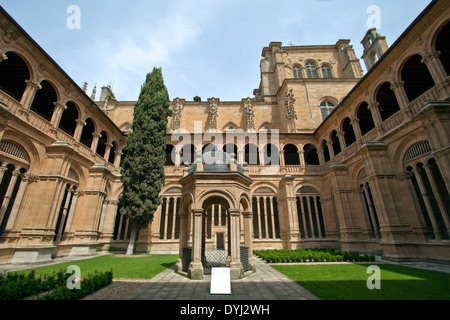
[305,61,318,78]
[321,64,333,78]
[296,186,325,239]
[320,101,335,120]
[293,66,302,79]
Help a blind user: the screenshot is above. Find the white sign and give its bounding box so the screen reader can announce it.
[210,268,231,295]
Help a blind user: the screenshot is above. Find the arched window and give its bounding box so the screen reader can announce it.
[401,54,435,103]
[59,101,79,136]
[252,187,280,239]
[224,144,238,163]
[283,144,300,165]
[342,118,356,147]
[296,186,325,239]
[320,101,335,120]
[321,64,333,78]
[303,144,319,165]
[96,131,108,157]
[305,61,318,78]
[434,21,450,76]
[30,80,58,122]
[376,82,400,122]
[80,118,95,148]
[293,66,302,79]
[331,130,341,156]
[357,102,375,136]
[0,52,30,101]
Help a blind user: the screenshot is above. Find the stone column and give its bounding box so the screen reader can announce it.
[50,102,67,129]
[0,169,20,224]
[5,173,30,230]
[73,119,85,142]
[188,208,204,280]
[390,81,409,110]
[228,208,244,279]
[176,209,190,273]
[20,80,41,110]
[90,133,101,153]
[422,51,448,86]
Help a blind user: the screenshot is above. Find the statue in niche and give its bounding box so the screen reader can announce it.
[284,89,298,120]
[208,98,218,130]
[244,97,255,130]
[171,98,184,130]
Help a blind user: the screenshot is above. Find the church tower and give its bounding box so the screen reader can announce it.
[361,28,389,70]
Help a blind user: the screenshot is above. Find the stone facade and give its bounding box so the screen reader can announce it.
[0,0,449,265]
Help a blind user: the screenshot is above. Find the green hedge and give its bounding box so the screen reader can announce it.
[0,269,113,300]
[254,249,376,263]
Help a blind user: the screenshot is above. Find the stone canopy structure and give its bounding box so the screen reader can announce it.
[176,151,253,279]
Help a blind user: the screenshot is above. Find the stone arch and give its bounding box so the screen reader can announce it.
[197,189,236,211]
[400,53,436,103]
[375,81,400,122]
[30,79,59,122]
[1,131,40,170]
[58,101,80,137]
[0,51,31,102]
[432,19,450,76]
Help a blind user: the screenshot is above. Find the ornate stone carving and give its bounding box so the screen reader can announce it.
[243,97,255,130]
[208,98,219,130]
[284,89,298,120]
[171,98,184,130]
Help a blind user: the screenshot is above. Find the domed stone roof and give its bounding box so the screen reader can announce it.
[187,151,244,175]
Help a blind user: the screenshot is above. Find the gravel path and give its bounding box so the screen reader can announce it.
[81,280,147,300]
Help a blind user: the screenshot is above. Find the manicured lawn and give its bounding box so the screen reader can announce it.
[15,254,178,280]
[272,264,450,300]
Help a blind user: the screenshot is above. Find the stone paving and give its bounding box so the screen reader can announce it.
[123,257,320,300]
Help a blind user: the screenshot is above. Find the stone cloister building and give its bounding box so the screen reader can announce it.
[0,0,449,267]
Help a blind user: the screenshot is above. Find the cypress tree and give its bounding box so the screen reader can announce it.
[120,67,171,255]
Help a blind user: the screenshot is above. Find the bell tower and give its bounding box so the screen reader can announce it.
[361,28,389,71]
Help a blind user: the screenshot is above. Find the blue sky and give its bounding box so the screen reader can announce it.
[1,0,432,102]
